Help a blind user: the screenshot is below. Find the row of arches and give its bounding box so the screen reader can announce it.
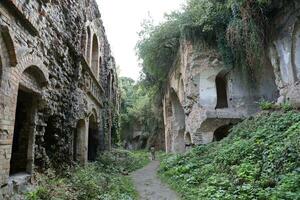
[0,27,103,188]
[81,26,102,80]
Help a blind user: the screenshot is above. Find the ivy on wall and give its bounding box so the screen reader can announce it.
[136,0,280,88]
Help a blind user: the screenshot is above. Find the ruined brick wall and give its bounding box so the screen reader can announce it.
[0,0,118,193]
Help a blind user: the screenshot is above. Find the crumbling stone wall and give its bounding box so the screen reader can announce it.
[163,1,300,153]
[268,0,300,107]
[163,35,279,153]
[0,0,118,195]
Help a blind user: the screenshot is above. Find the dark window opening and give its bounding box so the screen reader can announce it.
[216,75,228,109]
[88,116,98,162]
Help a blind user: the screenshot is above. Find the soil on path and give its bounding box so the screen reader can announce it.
[131,160,179,200]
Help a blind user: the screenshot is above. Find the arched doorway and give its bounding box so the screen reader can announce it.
[88,114,98,161]
[10,89,37,175]
[170,89,186,153]
[215,74,228,109]
[213,124,232,141]
[10,65,48,175]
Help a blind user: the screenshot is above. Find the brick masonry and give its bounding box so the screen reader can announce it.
[0,0,119,194]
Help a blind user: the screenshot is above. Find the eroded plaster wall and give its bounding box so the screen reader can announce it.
[164,35,278,153]
[268,1,300,107]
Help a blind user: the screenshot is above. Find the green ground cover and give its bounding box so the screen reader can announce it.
[159,111,300,200]
[25,149,150,200]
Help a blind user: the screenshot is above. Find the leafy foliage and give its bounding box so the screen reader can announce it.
[159,111,300,199]
[26,150,150,200]
[259,100,294,111]
[119,77,163,144]
[136,0,281,88]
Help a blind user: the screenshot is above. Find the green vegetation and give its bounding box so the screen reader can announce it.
[159,111,300,199]
[259,100,294,112]
[136,0,281,88]
[26,150,150,200]
[119,77,163,146]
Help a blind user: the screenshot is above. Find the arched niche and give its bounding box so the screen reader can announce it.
[22,65,49,90]
[16,55,49,89]
[0,26,18,88]
[0,26,17,67]
[91,34,99,78]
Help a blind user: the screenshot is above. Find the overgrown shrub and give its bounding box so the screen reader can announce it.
[159,111,300,199]
[26,150,149,200]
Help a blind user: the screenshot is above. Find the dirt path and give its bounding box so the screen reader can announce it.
[131,161,179,200]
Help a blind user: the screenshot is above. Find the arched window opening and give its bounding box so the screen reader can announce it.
[23,65,48,88]
[215,74,228,109]
[86,27,91,63]
[88,115,98,162]
[91,34,99,77]
[213,124,232,142]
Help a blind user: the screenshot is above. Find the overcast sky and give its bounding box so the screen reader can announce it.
[97,0,184,80]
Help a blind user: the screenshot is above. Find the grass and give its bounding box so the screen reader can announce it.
[159,111,300,200]
[25,149,150,200]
